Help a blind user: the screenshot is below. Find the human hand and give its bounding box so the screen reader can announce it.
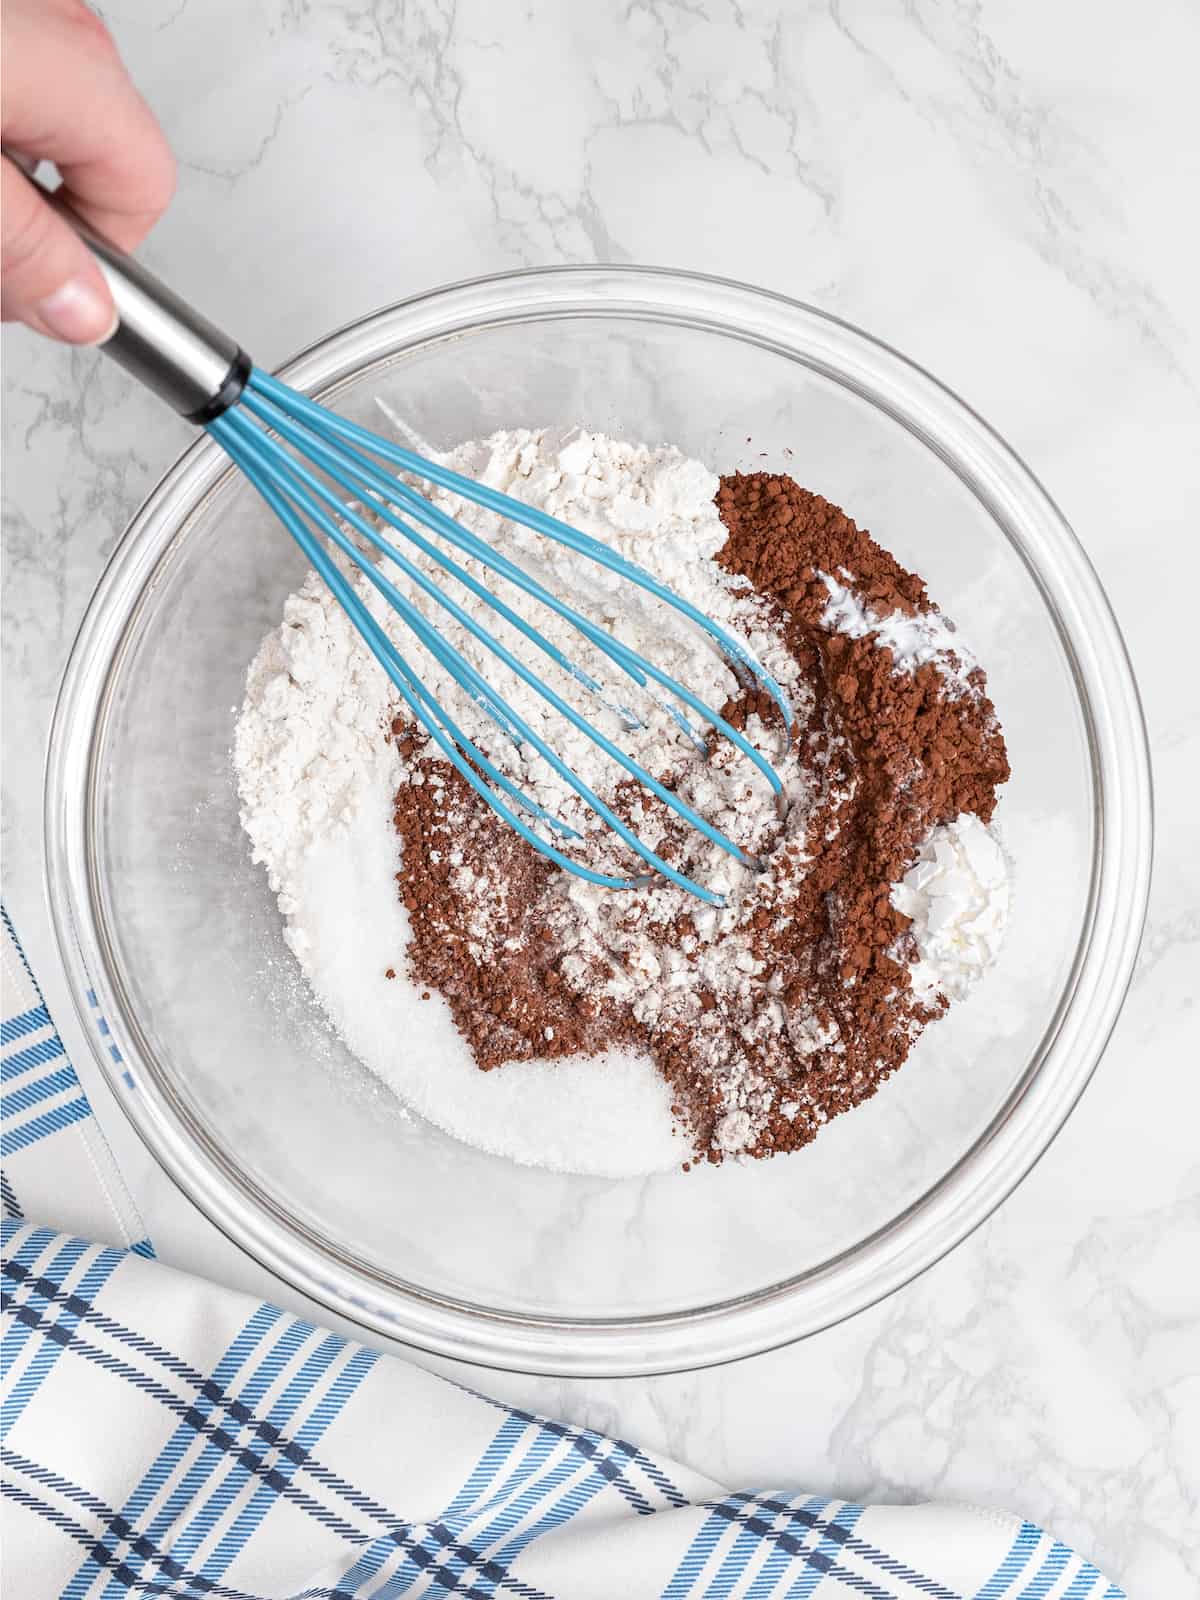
[1,0,175,344]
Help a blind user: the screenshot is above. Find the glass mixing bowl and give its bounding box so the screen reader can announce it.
[46,267,1151,1375]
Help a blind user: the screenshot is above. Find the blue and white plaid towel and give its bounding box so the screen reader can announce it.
[1,906,1125,1598]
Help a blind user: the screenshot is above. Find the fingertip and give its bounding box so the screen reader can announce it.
[32,275,118,346]
[1,158,119,344]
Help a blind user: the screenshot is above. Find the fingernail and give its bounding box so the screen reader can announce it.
[33,278,118,345]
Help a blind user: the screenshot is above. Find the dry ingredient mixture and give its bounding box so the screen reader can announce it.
[235,424,1010,1175]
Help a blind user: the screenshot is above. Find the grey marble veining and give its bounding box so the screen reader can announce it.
[3,2,1198,1592]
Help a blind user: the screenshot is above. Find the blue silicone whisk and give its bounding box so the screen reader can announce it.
[62,201,793,906]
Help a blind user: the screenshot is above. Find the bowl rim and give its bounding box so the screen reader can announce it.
[45,263,1153,1375]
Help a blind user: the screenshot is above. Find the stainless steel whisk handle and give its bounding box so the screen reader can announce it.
[50,187,251,422]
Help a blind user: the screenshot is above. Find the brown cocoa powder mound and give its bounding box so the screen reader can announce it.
[389,727,622,1069]
[714,471,1008,840]
[388,472,1010,1168]
[707,473,1008,1160]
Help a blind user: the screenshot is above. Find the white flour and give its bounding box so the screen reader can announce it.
[890,814,1011,1003]
[234,423,1010,1175]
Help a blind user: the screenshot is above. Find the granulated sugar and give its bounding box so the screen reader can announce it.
[234,427,1011,1175]
[291,768,683,1174]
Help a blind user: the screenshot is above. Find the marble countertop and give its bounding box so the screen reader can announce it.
[3,2,1197,1592]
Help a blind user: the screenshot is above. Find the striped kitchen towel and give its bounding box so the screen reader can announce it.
[1,905,148,1256]
[1,908,1125,1598]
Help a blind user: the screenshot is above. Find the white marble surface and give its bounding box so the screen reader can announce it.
[3,2,1198,1593]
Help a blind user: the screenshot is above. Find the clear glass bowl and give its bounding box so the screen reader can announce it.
[46,267,1152,1375]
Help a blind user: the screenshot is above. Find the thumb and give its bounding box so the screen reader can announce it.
[1,158,117,343]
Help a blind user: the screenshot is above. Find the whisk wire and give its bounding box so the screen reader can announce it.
[212,373,794,904]
[248,372,795,733]
[221,408,766,871]
[218,412,734,902]
[238,397,628,718]
[238,383,785,796]
[220,428,651,897]
[219,406,752,896]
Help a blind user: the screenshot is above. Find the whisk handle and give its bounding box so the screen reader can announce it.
[49,188,251,423]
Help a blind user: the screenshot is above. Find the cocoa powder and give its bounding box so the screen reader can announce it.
[389,473,1009,1166]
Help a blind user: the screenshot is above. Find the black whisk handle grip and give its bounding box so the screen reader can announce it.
[47,183,251,422]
